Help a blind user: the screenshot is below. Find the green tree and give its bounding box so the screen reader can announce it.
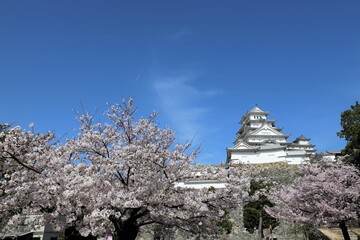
[337,101,360,168]
[243,180,278,239]
[218,209,233,235]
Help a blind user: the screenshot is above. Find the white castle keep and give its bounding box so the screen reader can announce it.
[226,105,315,165]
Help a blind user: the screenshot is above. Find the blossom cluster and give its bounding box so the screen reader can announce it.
[0,99,251,239]
[265,160,360,226]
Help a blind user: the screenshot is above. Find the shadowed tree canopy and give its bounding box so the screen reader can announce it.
[243,180,278,238]
[337,101,360,168]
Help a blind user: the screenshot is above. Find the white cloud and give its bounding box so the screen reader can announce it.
[153,72,219,144]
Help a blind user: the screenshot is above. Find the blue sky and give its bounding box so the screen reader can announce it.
[1,1,359,164]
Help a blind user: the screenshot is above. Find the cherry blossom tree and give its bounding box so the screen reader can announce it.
[0,122,65,236]
[265,160,360,240]
[0,99,251,240]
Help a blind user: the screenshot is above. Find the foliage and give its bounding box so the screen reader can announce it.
[236,162,297,238]
[217,209,233,234]
[266,160,360,240]
[243,180,278,236]
[0,98,251,240]
[337,101,360,168]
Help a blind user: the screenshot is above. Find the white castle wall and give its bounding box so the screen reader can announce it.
[174,180,226,189]
[230,149,286,164]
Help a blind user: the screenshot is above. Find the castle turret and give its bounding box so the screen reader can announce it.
[227,105,315,165]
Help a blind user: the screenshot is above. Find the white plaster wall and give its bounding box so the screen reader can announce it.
[230,149,287,164]
[251,115,266,120]
[250,122,262,128]
[297,140,309,145]
[174,180,226,189]
[285,156,305,164]
[323,154,337,161]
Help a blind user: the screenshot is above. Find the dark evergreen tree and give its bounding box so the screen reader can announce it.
[218,209,233,234]
[337,101,360,169]
[243,180,278,238]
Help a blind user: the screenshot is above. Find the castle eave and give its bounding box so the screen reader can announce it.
[246,134,290,138]
[227,147,259,152]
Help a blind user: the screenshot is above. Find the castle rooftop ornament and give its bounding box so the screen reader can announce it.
[227,105,315,165]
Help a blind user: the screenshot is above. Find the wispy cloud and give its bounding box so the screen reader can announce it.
[153,72,219,145]
[170,29,192,41]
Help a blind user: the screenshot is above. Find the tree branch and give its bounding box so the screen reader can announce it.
[3,151,41,174]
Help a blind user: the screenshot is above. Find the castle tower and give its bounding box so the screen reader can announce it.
[227,105,315,164]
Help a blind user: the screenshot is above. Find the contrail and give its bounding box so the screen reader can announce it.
[134,60,148,83]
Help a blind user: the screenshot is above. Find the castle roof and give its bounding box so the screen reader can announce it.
[249,122,290,138]
[240,105,269,123]
[228,105,316,164]
[294,135,310,142]
[249,105,269,114]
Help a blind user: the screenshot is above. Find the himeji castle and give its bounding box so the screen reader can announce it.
[227,105,316,165]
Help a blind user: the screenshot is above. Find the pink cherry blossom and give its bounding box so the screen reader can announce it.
[1,99,251,240]
[266,159,360,240]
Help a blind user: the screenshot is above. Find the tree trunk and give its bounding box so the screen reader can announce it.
[65,226,97,240]
[113,220,139,240]
[258,214,263,240]
[339,221,351,240]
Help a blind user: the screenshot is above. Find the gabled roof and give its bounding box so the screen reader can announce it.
[250,122,288,137]
[250,105,265,113]
[229,139,257,150]
[240,105,270,123]
[325,150,341,154]
[249,105,270,115]
[294,135,310,142]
